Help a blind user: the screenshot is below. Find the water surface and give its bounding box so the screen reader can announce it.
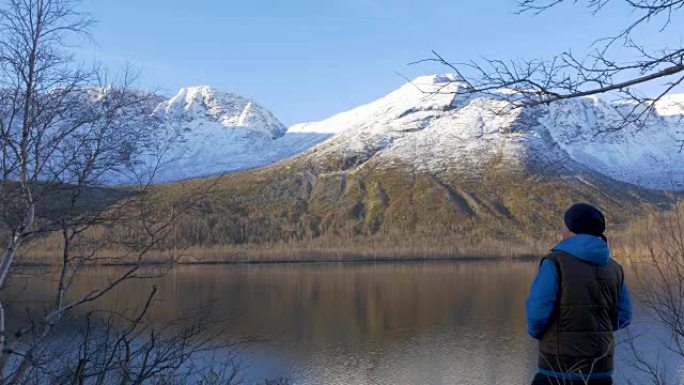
[3,261,676,385]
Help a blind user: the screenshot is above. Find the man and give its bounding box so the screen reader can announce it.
[526,203,632,385]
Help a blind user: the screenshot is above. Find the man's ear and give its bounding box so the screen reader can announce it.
[561,222,575,240]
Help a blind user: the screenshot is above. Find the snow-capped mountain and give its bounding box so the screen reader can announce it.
[150,75,681,245]
[290,74,684,191]
[156,86,286,139]
[127,86,331,183]
[116,76,684,188]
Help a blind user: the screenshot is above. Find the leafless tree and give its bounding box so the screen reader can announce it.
[621,203,684,385]
[0,0,232,383]
[415,0,684,129]
[2,288,251,385]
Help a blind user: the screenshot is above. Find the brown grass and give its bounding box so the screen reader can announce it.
[15,201,679,266]
[13,224,672,266]
[17,232,556,265]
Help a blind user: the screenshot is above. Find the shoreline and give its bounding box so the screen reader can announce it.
[14,253,542,268]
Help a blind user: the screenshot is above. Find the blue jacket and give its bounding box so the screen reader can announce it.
[526,234,633,379]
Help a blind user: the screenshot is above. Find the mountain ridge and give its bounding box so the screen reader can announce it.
[286,74,684,191]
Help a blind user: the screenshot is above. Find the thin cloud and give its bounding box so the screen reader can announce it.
[351,0,385,15]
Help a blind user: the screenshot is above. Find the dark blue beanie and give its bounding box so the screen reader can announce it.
[564,203,606,237]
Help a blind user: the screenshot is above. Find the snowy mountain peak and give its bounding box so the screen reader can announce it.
[157,86,286,139]
[289,74,471,136]
[122,86,330,183]
[415,73,467,86]
[655,94,684,117]
[401,74,472,98]
[290,74,684,191]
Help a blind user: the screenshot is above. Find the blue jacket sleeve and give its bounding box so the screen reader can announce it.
[614,279,633,330]
[526,259,559,339]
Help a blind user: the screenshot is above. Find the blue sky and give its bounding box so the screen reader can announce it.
[79,0,681,126]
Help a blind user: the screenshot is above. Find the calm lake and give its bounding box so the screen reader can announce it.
[3,261,679,385]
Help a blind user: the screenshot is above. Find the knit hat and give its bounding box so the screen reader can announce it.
[564,203,606,239]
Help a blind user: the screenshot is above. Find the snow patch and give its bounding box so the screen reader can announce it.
[293,75,684,191]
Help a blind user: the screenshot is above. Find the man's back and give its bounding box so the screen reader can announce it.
[538,250,623,376]
[526,203,632,385]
